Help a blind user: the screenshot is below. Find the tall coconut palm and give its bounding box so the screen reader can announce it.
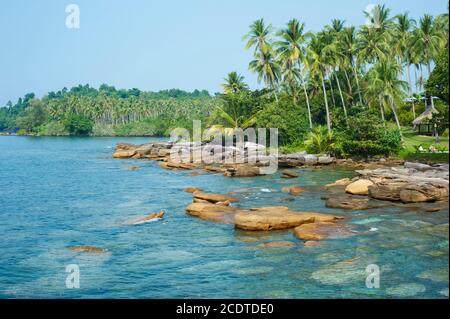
[412,14,445,76]
[249,48,281,102]
[275,19,313,128]
[394,12,416,117]
[243,19,273,55]
[341,26,362,105]
[368,60,408,137]
[307,34,332,134]
[222,72,248,94]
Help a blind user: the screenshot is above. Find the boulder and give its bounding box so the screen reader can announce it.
[294,222,356,241]
[345,179,374,195]
[318,156,335,165]
[299,154,318,165]
[224,164,264,177]
[368,181,408,201]
[399,183,449,203]
[234,206,344,231]
[281,170,299,178]
[184,187,202,193]
[113,150,137,158]
[185,202,238,224]
[193,191,239,204]
[160,162,197,170]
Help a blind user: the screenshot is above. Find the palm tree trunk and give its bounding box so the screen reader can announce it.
[334,73,348,125]
[344,69,354,105]
[427,62,436,109]
[352,64,363,105]
[328,77,336,107]
[300,74,313,129]
[389,97,403,139]
[320,73,332,134]
[379,96,385,126]
[406,64,416,119]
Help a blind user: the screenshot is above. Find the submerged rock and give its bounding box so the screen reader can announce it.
[294,222,356,241]
[127,211,165,225]
[67,246,107,254]
[260,241,296,248]
[281,186,304,195]
[385,283,426,297]
[325,196,388,210]
[417,268,449,283]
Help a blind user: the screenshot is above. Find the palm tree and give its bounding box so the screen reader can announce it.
[249,48,281,102]
[275,19,313,128]
[243,19,273,55]
[307,34,332,134]
[368,60,408,137]
[394,13,416,117]
[341,26,362,104]
[222,72,248,94]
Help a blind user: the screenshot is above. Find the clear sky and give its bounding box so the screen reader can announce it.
[0,0,447,105]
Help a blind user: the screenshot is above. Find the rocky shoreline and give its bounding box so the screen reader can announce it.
[108,140,449,246]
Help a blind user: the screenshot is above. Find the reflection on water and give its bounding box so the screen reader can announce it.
[0,136,448,298]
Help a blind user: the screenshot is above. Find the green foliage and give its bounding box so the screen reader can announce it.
[64,115,93,135]
[15,99,47,132]
[425,46,449,102]
[37,121,68,136]
[334,108,402,158]
[304,125,335,154]
[255,98,309,145]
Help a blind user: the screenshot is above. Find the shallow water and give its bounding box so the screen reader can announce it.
[0,136,448,298]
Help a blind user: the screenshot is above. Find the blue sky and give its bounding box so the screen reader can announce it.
[0,0,447,105]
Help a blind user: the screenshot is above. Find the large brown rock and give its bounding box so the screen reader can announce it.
[294,222,356,241]
[113,150,137,158]
[234,206,344,231]
[399,183,449,203]
[193,191,239,203]
[224,164,264,177]
[160,162,197,170]
[185,202,238,224]
[281,170,299,178]
[345,179,374,195]
[184,187,202,193]
[116,143,138,151]
[368,181,408,201]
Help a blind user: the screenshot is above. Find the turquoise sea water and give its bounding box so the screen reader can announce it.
[0,136,448,299]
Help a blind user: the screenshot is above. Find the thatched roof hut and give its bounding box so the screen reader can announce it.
[412,107,439,126]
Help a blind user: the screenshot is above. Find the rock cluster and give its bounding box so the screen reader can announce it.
[183,189,349,242]
[323,162,449,208]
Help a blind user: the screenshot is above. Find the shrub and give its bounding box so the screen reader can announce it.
[63,115,93,135]
[304,125,335,154]
[334,107,402,158]
[256,99,309,146]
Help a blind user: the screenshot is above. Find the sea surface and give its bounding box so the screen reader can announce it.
[0,136,448,298]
